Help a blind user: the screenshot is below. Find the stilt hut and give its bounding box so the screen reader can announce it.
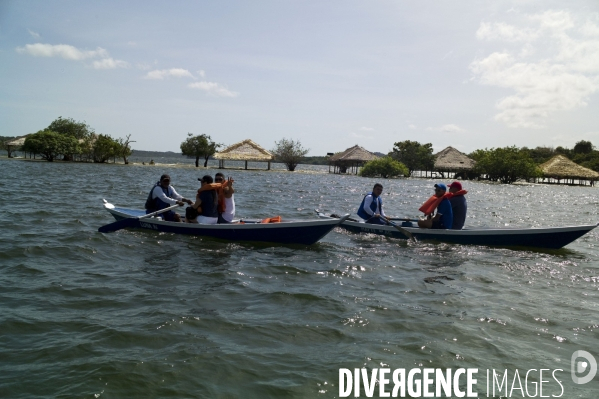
[4,135,29,158]
[539,155,599,186]
[434,146,476,179]
[214,139,274,170]
[328,145,379,174]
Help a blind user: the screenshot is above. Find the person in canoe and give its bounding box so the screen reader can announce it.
[417,183,453,229]
[447,181,467,230]
[144,174,193,222]
[215,172,235,224]
[357,183,389,224]
[186,175,230,224]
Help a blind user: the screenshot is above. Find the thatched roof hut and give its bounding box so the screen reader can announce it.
[213,139,274,170]
[4,135,30,158]
[434,146,475,170]
[540,155,599,184]
[328,145,379,174]
[433,146,476,179]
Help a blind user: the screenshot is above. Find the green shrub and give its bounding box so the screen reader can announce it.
[473,146,541,184]
[360,157,408,178]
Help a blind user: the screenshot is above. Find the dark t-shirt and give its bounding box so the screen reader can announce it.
[199,190,218,217]
[448,195,467,229]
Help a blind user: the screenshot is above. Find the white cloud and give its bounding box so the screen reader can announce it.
[136,62,153,70]
[531,10,574,34]
[351,132,372,139]
[471,10,599,128]
[581,21,599,37]
[426,124,466,133]
[144,68,195,80]
[188,81,239,97]
[441,124,466,133]
[476,22,538,42]
[27,29,40,38]
[16,43,108,60]
[93,58,129,69]
[360,126,374,131]
[197,70,206,78]
[408,124,416,129]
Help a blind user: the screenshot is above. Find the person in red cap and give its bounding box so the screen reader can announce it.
[448,181,467,229]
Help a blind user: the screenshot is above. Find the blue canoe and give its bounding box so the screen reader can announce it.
[316,212,597,249]
[100,202,348,245]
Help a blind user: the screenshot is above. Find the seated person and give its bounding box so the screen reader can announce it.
[357,183,388,225]
[215,173,235,224]
[448,181,467,229]
[417,183,453,229]
[144,174,192,222]
[186,175,219,224]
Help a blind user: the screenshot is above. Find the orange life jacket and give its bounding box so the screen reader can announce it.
[261,216,282,224]
[418,190,467,215]
[197,181,229,214]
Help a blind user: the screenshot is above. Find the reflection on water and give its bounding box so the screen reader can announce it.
[1,158,598,398]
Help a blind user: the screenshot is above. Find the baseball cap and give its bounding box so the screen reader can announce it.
[434,183,447,191]
[448,181,462,190]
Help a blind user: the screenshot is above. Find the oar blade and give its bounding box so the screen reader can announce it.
[98,217,138,233]
[382,217,417,242]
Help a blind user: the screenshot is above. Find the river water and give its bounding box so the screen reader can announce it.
[1,158,598,398]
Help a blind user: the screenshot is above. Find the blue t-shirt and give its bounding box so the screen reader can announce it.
[436,198,453,229]
[449,195,467,229]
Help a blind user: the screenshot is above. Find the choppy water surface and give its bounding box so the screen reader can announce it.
[1,158,598,398]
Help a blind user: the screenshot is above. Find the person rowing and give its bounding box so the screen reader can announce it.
[144,174,192,222]
[417,183,453,229]
[357,183,389,225]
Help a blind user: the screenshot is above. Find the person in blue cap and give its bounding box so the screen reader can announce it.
[417,183,453,229]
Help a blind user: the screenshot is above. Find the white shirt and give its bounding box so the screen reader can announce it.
[222,195,235,222]
[363,194,385,217]
[152,185,183,205]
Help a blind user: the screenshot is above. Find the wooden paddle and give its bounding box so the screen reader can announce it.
[381,217,417,242]
[98,203,183,233]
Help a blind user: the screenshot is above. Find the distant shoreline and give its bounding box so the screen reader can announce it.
[0,155,330,174]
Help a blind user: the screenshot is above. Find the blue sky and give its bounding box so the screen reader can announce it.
[1,0,599,155]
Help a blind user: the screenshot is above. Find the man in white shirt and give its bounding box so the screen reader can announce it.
[144,174,192,222]
[215,173,235,223]
[357,183,388,224]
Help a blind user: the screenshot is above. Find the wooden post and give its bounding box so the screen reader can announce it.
[267,161,271,170]
[245,160,248,170]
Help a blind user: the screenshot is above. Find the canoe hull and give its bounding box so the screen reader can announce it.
[103,205,346,245]
[318,214,597,249]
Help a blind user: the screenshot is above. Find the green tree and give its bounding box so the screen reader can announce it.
[389,140,434,177]
[116,134,135,164]
[359,156,408,178]
[22,130,79,162]
[272,138,309,171]
[46,117,95,161]
[47,117,94,140]
[473,146,541,184]
[522,146,556,164]
[573,140,593,154]
[92,134,120,163]
[555,146,571,158]
[78,135,96,162]
[180,133,220,167]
